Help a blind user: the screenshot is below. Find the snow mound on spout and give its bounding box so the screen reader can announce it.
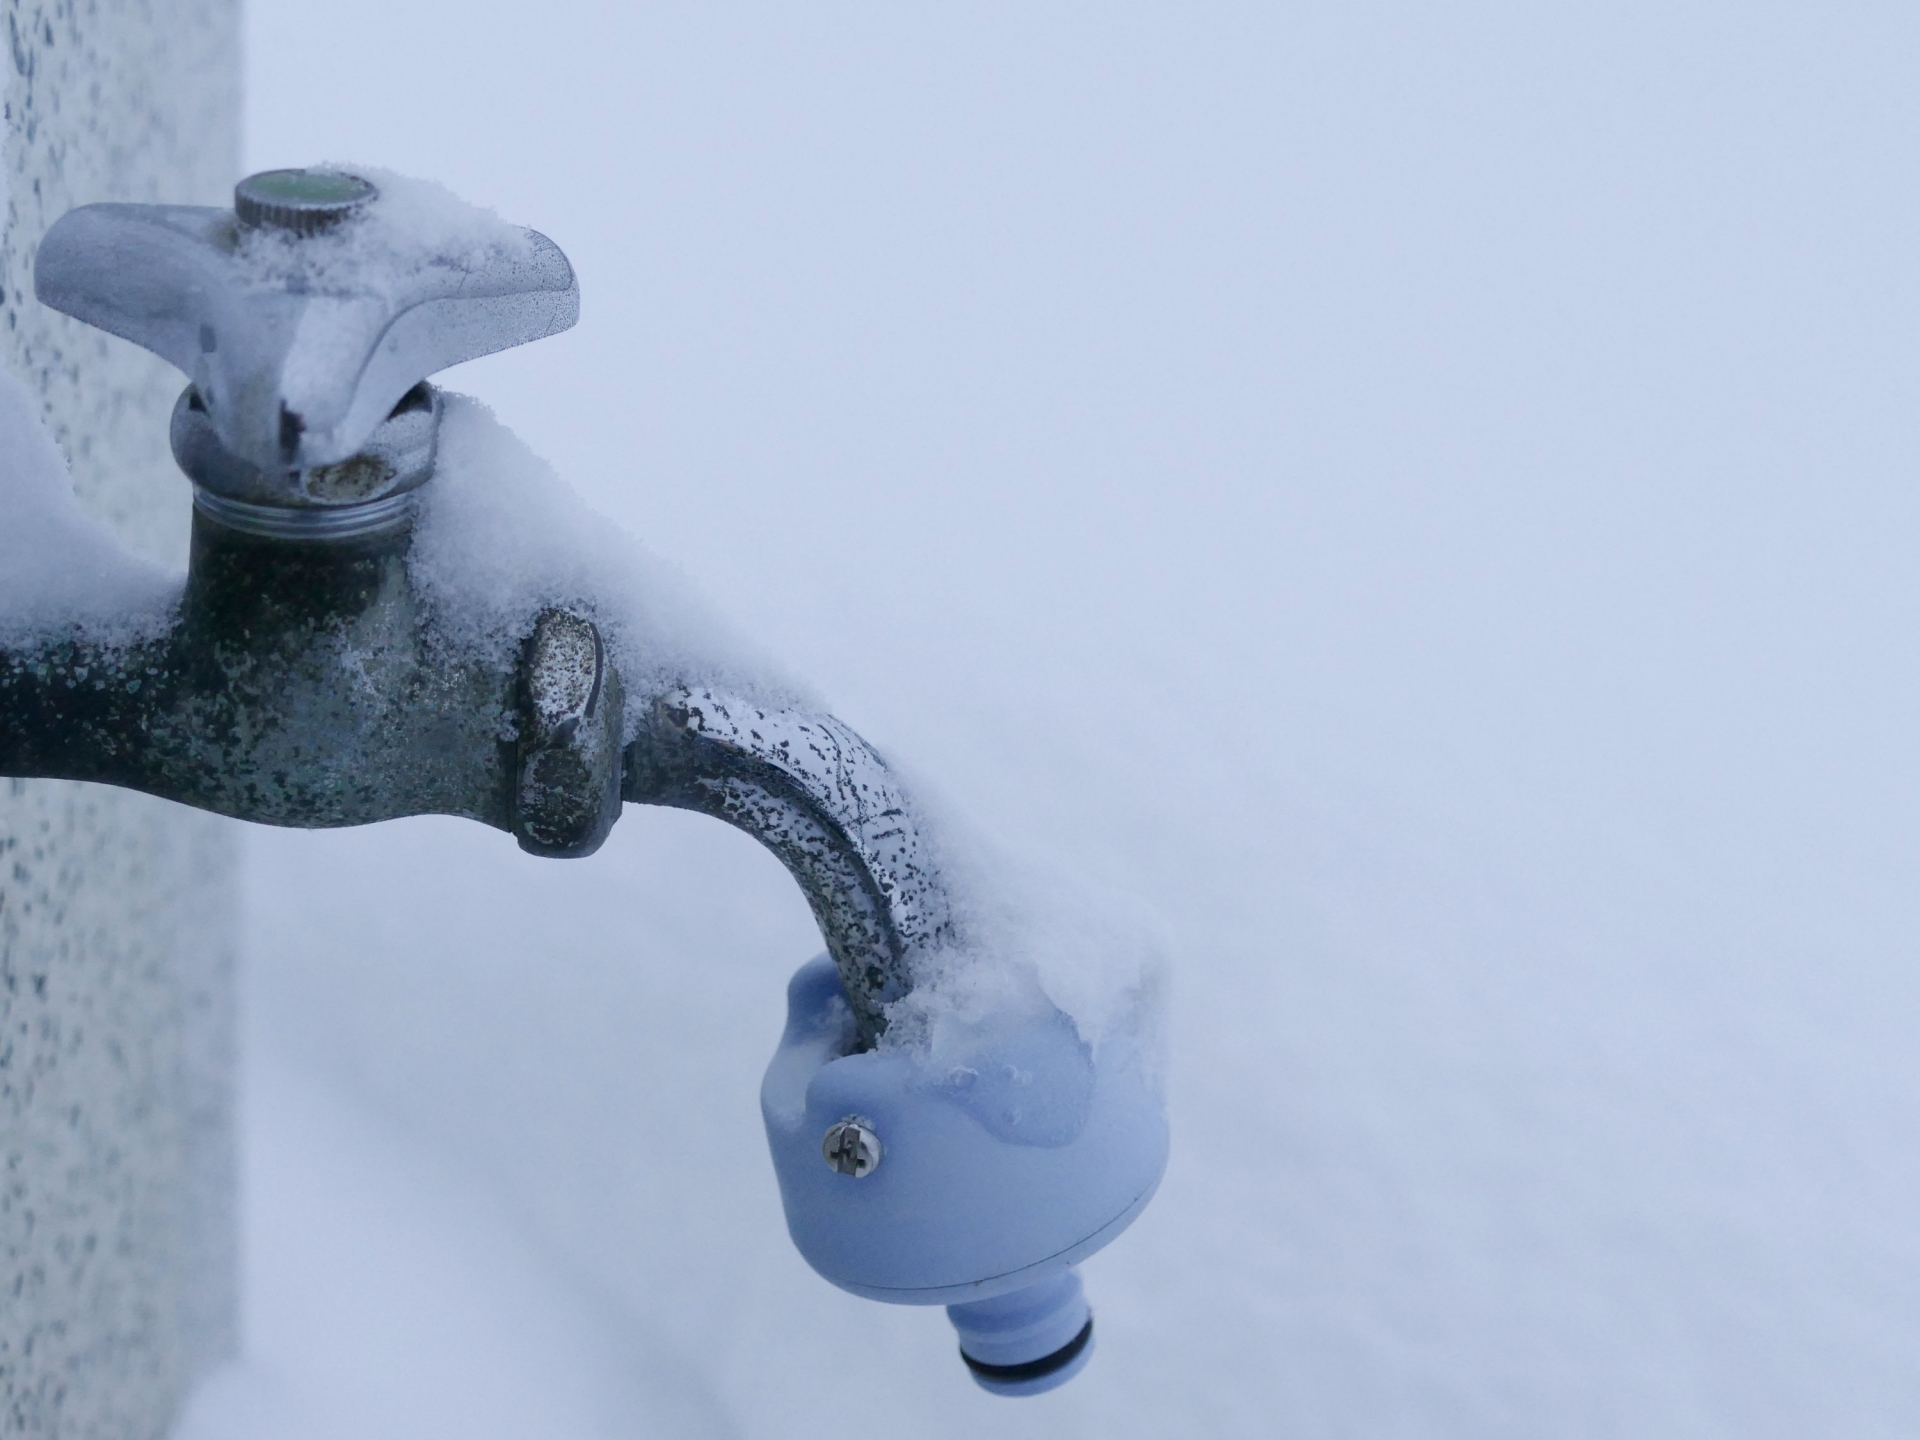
[892,795,1170,1083]
[0,370,177,647]
[409,393,810,728]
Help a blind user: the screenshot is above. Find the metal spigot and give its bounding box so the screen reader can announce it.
[14,166,940,1032]
[2,168,1167,1395]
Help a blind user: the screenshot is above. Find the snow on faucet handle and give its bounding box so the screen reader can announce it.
[33,165,578,485]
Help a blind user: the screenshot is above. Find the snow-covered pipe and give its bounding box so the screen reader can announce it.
[0,166,1168,1390]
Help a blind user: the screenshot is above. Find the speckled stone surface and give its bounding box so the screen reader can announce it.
[0,2,240,1436]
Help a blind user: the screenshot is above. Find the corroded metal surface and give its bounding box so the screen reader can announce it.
[0,507,640,862]
[0,506,947,1029]
[514,608,624,857]
[0,509,520,832]
[626,689,953,1042]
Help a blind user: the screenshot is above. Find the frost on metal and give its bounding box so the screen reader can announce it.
[637,688,953,1038]
[408,393,806,720]
[37,163,574,481]
[232,164,544,305]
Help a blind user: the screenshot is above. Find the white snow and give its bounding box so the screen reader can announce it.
[234,164,540,301]
[204,4,1920,1438]
[883,802,1170,1070]
[0,370,177,646]
[408,392,805,719]
[173,1054,734,1440]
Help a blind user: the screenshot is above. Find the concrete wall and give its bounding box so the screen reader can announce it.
[0,2,241,1436]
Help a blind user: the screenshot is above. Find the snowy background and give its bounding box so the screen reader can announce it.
[179,4,1920,1437]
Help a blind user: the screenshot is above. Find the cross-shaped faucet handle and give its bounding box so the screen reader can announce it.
[33,167,577,496]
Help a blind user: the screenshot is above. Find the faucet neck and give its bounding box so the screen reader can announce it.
[190,487,420,542]
[184,495,417,637]
[172,380,442,538]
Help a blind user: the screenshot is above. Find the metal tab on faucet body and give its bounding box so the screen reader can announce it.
[514,608,625,858]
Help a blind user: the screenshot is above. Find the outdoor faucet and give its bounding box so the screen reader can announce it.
[1,168,1167,1396]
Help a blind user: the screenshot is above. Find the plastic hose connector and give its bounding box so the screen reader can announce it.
[949,1269,1095,1396]
[760,954,1167,1394]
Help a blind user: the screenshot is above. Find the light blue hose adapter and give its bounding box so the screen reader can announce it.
[761,955,1168,1395]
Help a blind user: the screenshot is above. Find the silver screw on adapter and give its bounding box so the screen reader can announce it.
[822,1117,882,1178]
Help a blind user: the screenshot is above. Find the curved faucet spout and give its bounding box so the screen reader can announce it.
[625,690,953,1043]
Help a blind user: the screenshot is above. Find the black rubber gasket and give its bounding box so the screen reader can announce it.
[960,1318,1094,1384]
